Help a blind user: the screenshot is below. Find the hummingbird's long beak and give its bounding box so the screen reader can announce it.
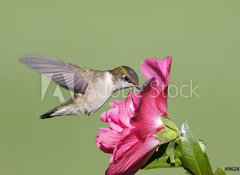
[135,85,142,90]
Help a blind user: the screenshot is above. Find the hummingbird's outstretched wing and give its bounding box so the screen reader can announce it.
[20,55,92,93]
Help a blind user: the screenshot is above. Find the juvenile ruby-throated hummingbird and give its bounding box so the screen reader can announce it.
[20,55,141,119]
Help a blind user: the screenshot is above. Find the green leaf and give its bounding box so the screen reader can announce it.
[179,121,213,175]
[156,118,179,144]
[143,141,182,170]
[214,168,226,175]
[144,153,182,169]
[143,118,181,170]
[198,140,207,153]
[162,117,179,133]
[166,139,178,164]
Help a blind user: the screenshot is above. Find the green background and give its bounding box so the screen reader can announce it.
[1,0,239,174]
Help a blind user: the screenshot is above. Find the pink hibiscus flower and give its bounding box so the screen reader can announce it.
[96,56,172,175]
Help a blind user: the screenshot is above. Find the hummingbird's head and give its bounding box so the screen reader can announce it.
[111,66,141,90]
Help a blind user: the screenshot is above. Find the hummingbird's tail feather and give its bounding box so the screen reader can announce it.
[40,98,81,119]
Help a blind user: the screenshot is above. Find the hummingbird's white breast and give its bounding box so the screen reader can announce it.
[105,71,115,89]
[76,71,115,115]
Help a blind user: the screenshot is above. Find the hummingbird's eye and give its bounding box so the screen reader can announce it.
[123,75,131,83]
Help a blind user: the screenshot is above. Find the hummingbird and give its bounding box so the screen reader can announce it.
[20,55,141,119]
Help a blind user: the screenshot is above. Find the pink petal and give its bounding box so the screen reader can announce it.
[96,128,113,153]
[112,132,140,162]
[106,136,160,175]
[100,106,124,132]
[125,90,141,111]
[132,79,166,138]
[96,128,131,154]
[119,90,141,128]
[101,99,124,123]
[100,91,141,131]
[141,56,172,85]
[109,99,124,108]
[100,106,119,123]
[150,79,168,117]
